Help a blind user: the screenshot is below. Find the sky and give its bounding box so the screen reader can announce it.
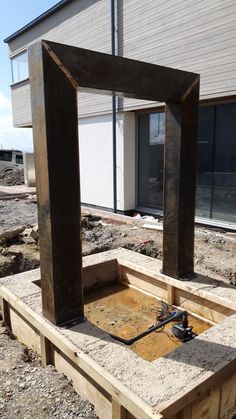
[0,0,59,151]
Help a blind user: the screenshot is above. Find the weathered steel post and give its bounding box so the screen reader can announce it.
[28,42,83,325]
[163,81,200,278]
[28,40,199,326]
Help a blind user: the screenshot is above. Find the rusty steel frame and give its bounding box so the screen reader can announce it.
[28,40,199,325]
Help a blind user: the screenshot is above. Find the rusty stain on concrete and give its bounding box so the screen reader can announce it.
[84,284,210,361]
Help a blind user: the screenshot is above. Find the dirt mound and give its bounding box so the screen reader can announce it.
[123,240,161,258]
[0,169,24,186]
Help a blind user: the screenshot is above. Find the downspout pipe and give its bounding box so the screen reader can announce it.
[111,0,117,213]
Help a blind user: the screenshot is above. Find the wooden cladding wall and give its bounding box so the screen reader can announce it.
[9,0,236,125]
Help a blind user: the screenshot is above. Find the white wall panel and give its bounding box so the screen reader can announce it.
[79,114,113,209]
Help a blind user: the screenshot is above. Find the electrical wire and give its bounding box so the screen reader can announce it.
[153,283,221,345]
[178,283,220,307]
[160,329,180,344]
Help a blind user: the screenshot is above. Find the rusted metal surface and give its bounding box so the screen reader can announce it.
[42,40,198,102]
[163,81,200,278]
[28,42,83,325]
[28,39,199,325]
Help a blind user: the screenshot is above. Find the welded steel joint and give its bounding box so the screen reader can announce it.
[28,40,200,325]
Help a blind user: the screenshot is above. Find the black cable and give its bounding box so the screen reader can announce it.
[154,325,165,333]
[178,283,219,307]
[153,324,180,344]
[160,329,180,344]
[110,310,186,345]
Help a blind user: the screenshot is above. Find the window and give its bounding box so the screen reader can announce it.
[0,151,12,162]
[138,112,164,209]
[212,104,236,222]
[195,107,214,218]
[138,103,236,224]
[11,51,28,84]
[16,154,23,164]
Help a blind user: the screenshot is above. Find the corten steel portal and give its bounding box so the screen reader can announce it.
[28,40,200,326]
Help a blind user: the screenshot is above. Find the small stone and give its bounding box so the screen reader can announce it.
[29,228,39,241]
[22,236,36,245]
[20,228,32,237]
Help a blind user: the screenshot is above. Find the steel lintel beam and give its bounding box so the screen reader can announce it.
[28,40,200,325]
[42,40,198,102]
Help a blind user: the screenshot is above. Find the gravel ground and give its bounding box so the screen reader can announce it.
[0,198,37,237]
[0,322,97,418]
[0,169,24,186]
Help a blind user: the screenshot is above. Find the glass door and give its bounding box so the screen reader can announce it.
[138,112,165,209]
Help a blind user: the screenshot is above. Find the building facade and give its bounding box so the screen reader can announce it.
[5,0,236,227]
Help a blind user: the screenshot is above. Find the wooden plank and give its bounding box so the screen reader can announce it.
[0,297,11,328]
[10,308,41,354]
[191,386,221,419]
[177,405,192,419]
[167,285,175,305]
[158,358,236,418]
[219,373,236,417]
[175,288,233,323]
[54,349,112,419]
[112,399,126,419]
[40,334,52,366]
[0,287,162,419]
[117,258,236,313]
[121,266,168,301]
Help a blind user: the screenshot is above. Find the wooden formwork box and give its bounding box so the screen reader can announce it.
[1,250,236,419]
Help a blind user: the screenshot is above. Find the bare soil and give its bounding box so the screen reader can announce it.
[0,197,236,285]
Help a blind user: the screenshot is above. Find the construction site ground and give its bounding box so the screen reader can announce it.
[0,196,236,285]
[0,195,236,418]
